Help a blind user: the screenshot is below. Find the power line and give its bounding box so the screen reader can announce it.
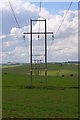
[7,0,26,45]
[40,0,73,61]
[48,1,73,51]
[37,0,42,59]
[40,0,41,12]
[7,0,28,45]
[55,0,73,37]
[8,0,20,28]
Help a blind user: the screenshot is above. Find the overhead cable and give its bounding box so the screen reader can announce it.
[55,0,73,37]
[8,0,20,28]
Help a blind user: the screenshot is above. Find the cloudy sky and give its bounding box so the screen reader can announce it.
[0,0,78,63]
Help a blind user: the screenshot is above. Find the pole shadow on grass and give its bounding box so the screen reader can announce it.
[2,85,79,90]
[24,85,79,90]
[1,118,80,120]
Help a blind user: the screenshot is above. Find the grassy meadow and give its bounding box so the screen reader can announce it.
[2,63,79,118]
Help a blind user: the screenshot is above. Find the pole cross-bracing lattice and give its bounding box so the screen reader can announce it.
[24,19,54,87]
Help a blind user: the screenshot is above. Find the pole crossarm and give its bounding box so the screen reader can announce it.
[24,32,53,35]
[31,20,45,21]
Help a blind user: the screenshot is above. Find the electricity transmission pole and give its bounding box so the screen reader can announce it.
[24,19,53,87]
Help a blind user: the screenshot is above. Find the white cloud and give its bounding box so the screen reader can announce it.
[39,8,53,19]
[22,1,39,13]
[48,32,78,62]
[1,0,39,14]
[1,0,54,19]
[2,46,29,63]
[0,1,9,11]
[3,41,17,47]
[1,0,78,63]
[10,27,23,37]
[0,35,6,39]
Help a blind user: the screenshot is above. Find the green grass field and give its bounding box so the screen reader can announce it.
[2,63,79,118]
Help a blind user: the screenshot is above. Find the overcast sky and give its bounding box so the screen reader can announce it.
[0,0,78,63]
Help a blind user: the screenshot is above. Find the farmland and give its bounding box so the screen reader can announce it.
[2,63,79,118]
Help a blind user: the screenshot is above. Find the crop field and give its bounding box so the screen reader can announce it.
[2,63,79,119]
